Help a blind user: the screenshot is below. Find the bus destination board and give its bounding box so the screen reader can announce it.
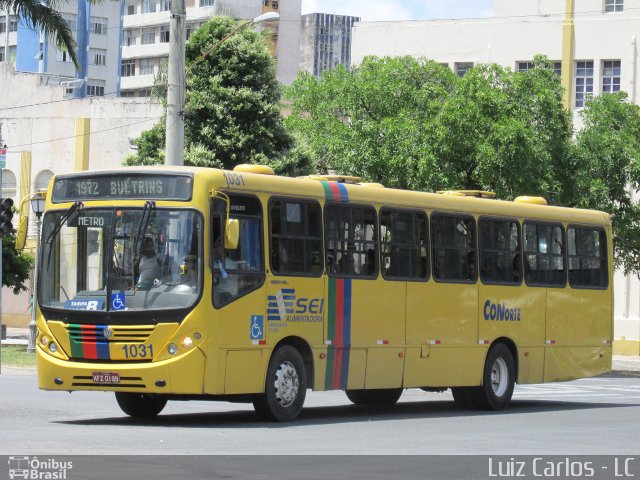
[52,174,193,202]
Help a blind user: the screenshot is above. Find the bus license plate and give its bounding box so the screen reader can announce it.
[92,372,120,384]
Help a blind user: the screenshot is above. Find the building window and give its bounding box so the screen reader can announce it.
[272,1,279,8]
[138,88,152,97]
[575,61,594,108]
[604,0,623,12]
[0,47,4,62]
[123,29,136,46]
[62,13,76,31]
[0,17,5,34]
[9,15,18,32]
[455,62,474,77]
[121,60,136,77]
[120,90,135,97]
[553,61,562,75]
[160,25,170,43]
[56,48,73,63]
[89,48,106,66]
[139,58,154,75]
[160,0,170,11]
[87,80,105,97]
[602,60,621,93]
[200,0,214,6]
[1,169,17,201]
[516,61,534,72]
[263,0,268,5]
[142,0,156,14]
[126,1,136,15]
[141,27,155,45]
[90,16,108,35]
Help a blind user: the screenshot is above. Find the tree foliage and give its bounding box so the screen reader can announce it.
[2,233,34,295]
[285,55,640,275]
[124,16,306,176]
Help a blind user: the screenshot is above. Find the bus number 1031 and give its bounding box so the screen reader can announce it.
[121,344,154,359]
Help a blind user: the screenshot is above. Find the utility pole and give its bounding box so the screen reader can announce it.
[165,0,186,166]
[0,124,5,374]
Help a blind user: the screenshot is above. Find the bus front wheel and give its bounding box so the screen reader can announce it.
[253,345,307,422]
[115,392,167,418]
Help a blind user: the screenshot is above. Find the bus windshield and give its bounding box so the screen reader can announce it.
[39,207,202,312]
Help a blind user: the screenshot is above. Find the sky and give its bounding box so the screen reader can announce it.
[300,0,493,22]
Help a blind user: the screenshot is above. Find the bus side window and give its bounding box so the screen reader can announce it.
[568,226,608,289]
[380,208,429,281]
[479,218,521,285]
[523,222,565,287]
[431,213,476,283]
[324,204,377,278]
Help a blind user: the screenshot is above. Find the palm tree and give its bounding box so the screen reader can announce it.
[1,0,79,67]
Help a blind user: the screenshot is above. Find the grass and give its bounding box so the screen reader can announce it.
[0,345,37,368]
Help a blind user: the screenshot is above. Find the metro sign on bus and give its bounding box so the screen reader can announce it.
[0,148,6,168]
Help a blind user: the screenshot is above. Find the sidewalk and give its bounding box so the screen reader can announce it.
[2,327,640,372]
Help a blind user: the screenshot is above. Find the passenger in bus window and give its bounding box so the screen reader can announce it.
[214,237,239,300]
[512,254,522,283]
[137,237,160,290]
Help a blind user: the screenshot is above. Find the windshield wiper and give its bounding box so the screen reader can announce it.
[45,201,83,245]
[132,201,156,269]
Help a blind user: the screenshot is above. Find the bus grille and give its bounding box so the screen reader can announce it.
[66,324,155,344]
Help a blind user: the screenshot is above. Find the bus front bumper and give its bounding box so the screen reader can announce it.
[37,346,206,395]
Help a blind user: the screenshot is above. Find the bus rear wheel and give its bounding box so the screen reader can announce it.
[452,344,515,411]
[115,392,167,418]
[253,345,307,422]
[345,388,403,406]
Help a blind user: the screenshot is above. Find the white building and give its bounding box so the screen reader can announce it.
[300,13,360,77]
[1,1,122,97]
[120,0,301,97]
[351,0,640,355]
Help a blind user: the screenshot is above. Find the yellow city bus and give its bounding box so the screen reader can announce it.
[34,165,613,421]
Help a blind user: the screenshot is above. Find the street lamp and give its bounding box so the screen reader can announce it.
[27,192,45,353]
[165,11,280,166]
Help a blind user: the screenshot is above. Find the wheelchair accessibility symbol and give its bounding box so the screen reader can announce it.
[250,315,264,340]
[111,292,125,311]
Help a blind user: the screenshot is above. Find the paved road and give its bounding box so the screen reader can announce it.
[1,370,639,456]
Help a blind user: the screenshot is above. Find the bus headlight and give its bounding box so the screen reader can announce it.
[182,337,193,349]
[40,335,49,347]
[167,343,178,355]
[48,342,58,354]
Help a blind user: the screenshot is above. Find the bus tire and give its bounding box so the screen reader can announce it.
[253,345,307,422]
[476,343,516,410]
[115,392,167,418]
[345,389,368,405]
[346,388,402,406]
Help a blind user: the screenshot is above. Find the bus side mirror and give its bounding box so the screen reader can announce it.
[15,215,28,251]
[225,219,239,250]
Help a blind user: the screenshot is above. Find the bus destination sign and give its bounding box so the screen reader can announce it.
[52,174,193,203]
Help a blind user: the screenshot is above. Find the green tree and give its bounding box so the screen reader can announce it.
[2,233,34,295]
[1,0,79,67]
[125,16,302,175]
[571,92,640,273]
[285,55,570,198]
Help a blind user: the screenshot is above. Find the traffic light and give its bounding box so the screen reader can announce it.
[0,197,14,234]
